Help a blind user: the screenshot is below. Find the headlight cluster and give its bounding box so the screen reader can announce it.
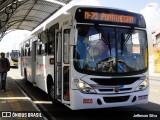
[73,79,96,94]
[135,77,148,91]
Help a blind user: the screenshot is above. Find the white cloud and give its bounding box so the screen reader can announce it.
[140,3,160,33]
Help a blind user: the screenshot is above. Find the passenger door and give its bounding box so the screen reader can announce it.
[54,30,62,99]
[61,27,70,104]
[55,28,70,104]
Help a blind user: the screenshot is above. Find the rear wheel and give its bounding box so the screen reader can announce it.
[24,69,29,84]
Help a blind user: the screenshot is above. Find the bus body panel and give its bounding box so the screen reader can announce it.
[26,56,32,82]
[35,55,54,93]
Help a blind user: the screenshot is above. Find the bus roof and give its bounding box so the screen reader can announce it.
[30,5,146,35]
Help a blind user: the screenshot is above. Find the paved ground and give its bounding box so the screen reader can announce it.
[0,68,46,120]
[149,72,160,78]
[148,73,160,106]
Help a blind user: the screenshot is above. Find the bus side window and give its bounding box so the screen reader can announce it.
[48,41,54,55]
[48,23,59,55]
[22,47,25,56]
[45,43,48,55]
[25,41,30,56]
[28,48,30,56]
[30,46,32,56]
[41,43,45,55]
[25,48,27,56]
[28,39,32,56]
[48,32,55,55]
[38,44,42,55]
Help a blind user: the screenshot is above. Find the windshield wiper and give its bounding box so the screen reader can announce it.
[124,27,134,43]
[94,24,112,55]
[121,27,134,55]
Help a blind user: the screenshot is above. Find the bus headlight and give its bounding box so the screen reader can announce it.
[135,79,148,91]
[74,79,96,94]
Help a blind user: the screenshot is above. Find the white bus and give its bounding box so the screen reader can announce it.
[19,5,149,110]
[6,50,19,67]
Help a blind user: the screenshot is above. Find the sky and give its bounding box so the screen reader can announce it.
[74,0,160,11]
[0,0,160,52]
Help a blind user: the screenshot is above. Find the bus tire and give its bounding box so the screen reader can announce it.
[47,79,59,104]
[24,69,29,84]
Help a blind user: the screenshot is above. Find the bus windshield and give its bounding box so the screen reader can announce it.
[74,25,148,75]
[11,50,19,61]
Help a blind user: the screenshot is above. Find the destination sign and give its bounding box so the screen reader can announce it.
[75,7,146,28]
[84,11,135,24]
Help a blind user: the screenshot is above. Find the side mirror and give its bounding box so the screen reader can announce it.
[70,28,77,45]
[40,31,48,43]
[25,43,29,47]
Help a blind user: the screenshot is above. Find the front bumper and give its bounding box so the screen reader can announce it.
[70,87,149,110]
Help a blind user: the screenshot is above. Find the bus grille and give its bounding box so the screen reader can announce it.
[98,88,132,92]
[91,77,140,85]
[103,96,130,103]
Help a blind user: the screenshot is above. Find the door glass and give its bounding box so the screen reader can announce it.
[63,29,70,63]
[56,32,62,63]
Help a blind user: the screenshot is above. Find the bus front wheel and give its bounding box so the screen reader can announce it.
[48,81,59,104]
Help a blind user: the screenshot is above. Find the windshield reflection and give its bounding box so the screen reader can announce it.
[74,25,148,74]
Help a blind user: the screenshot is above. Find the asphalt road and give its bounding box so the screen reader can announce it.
[8,68,160,120]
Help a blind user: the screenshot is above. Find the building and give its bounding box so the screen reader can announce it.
[152,29,160,73]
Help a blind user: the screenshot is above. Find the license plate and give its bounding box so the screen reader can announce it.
[138,95,148,101]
